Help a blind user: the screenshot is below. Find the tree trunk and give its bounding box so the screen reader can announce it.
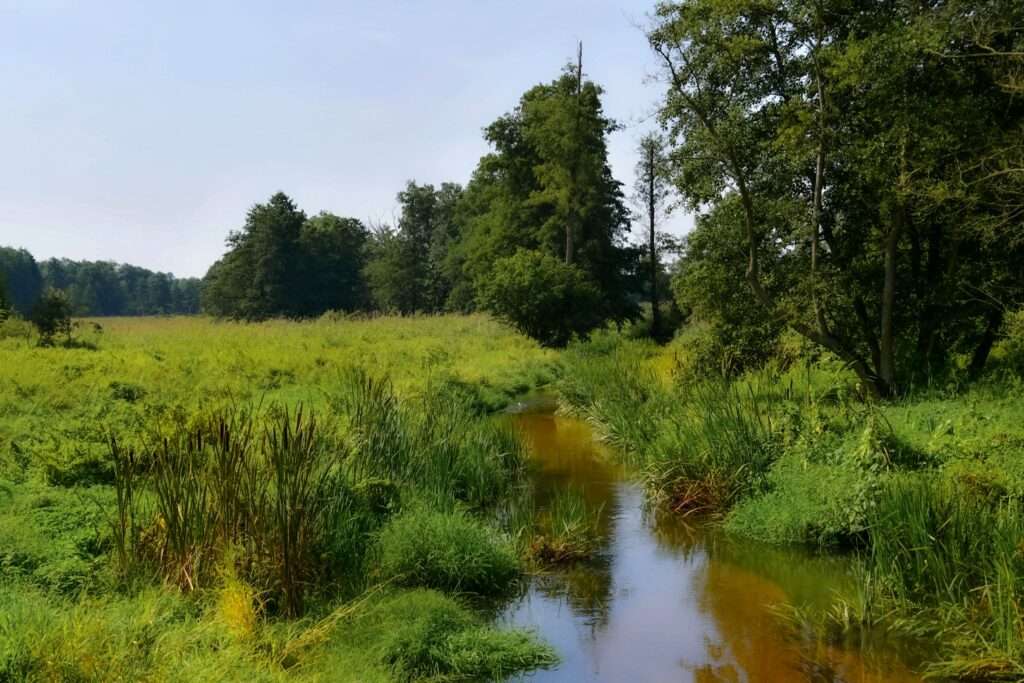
[648,144,659,338]
[969,308,1004,379]
[566,42,583,266]
[878,214,902,394]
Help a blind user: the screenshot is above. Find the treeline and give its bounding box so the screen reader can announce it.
[0,246,200,317]
[201,62,643,345]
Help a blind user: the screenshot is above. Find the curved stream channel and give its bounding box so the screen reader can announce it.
[499,407,925,682]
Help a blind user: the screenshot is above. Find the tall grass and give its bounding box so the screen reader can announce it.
[334,367,526,510]
[645,380,774,513]
[559,333,775,513]
[526,487,604,565]
[108,368,531,616]
[110,405,353,615]
[866,476,1024,678]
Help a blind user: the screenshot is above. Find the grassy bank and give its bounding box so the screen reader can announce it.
[557,329,1024,679]
[0,315,558,681]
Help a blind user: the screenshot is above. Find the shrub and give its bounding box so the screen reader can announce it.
[477,249,603,347]
[347,589,556,682]
[995,307,1024,378]
[374,507,519,595]
[30,288,73,347]
[0,315,32,343]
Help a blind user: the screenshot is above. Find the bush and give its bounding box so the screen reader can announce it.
[30,288,73,347]
[477,249,602,347]
[0,315,33,343]
[341,589,557,682]
[995,307,1024,378]
[374,507,519,595]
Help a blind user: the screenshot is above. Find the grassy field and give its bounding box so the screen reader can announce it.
[0,315,558,681]
[557,329,1024,679]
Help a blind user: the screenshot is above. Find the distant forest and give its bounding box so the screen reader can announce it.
[0,246,201,317]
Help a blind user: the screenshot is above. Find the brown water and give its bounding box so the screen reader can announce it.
[502,411,925,683]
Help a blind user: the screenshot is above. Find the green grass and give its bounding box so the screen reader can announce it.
[524,486,603,565]
[0,584,556,683]
[0,314,559,681]
[374,507,520,595]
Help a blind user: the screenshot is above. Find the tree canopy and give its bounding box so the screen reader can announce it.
[651,0,1024,394]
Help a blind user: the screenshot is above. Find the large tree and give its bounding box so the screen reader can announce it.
[454,61,638,334]
[651,0,1024,395]
[364,181,464,314]
[296,213,369,316]
[201,192,306,319]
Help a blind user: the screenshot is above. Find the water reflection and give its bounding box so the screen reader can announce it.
[502,412,924,683]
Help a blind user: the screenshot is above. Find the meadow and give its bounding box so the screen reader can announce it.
[0,315,559,682]
[3,313,1024,681]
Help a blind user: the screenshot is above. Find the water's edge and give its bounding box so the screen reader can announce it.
[500,410,924,682]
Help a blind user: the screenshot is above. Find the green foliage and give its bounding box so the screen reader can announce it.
[374,507,519,595]
[30,287,73,346]
[650,0,1024,393]
[560,331,777,511]
[0,484,113,595]
[0,246,43,315]
[334,368,528,508]
[296,213,369,316]
[0,315,560,682]
[993,307,1024,378]
[526,486,603,565]
[455,62,638,327]
[330,589,556,683]
[477,249,603,346]
[671,199,784,376]
[202,192,308,319]
[35,256,199,316]
[363,182,464,314]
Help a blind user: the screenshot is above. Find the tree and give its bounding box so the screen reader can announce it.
[0,275,9,321]
[363,182,465,314]
[297,213,369,315]
[31,288,73,346]
[0,247,43,315]
[633,132,673,337]
[201,192,306,319]
[649,0,1024,395]
[455,60,638,325]
[477,249,602,347]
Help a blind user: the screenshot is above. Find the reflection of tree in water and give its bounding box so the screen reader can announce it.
[646,506,926,680]
[678,542,922,682]
[532,552,614,631]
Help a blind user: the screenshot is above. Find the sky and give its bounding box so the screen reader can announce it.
[0,0,692,279]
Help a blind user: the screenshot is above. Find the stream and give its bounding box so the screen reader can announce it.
[500,408,925,682]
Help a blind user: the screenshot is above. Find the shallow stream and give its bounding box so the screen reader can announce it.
[501,409,925,682]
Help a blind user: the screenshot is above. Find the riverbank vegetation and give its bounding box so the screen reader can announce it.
[558,323,1024,678]
[548,2,1024,675]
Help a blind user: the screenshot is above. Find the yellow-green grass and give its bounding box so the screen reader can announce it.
[0,314,556,484]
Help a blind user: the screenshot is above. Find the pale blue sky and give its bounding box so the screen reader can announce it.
[0,0,691,278]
